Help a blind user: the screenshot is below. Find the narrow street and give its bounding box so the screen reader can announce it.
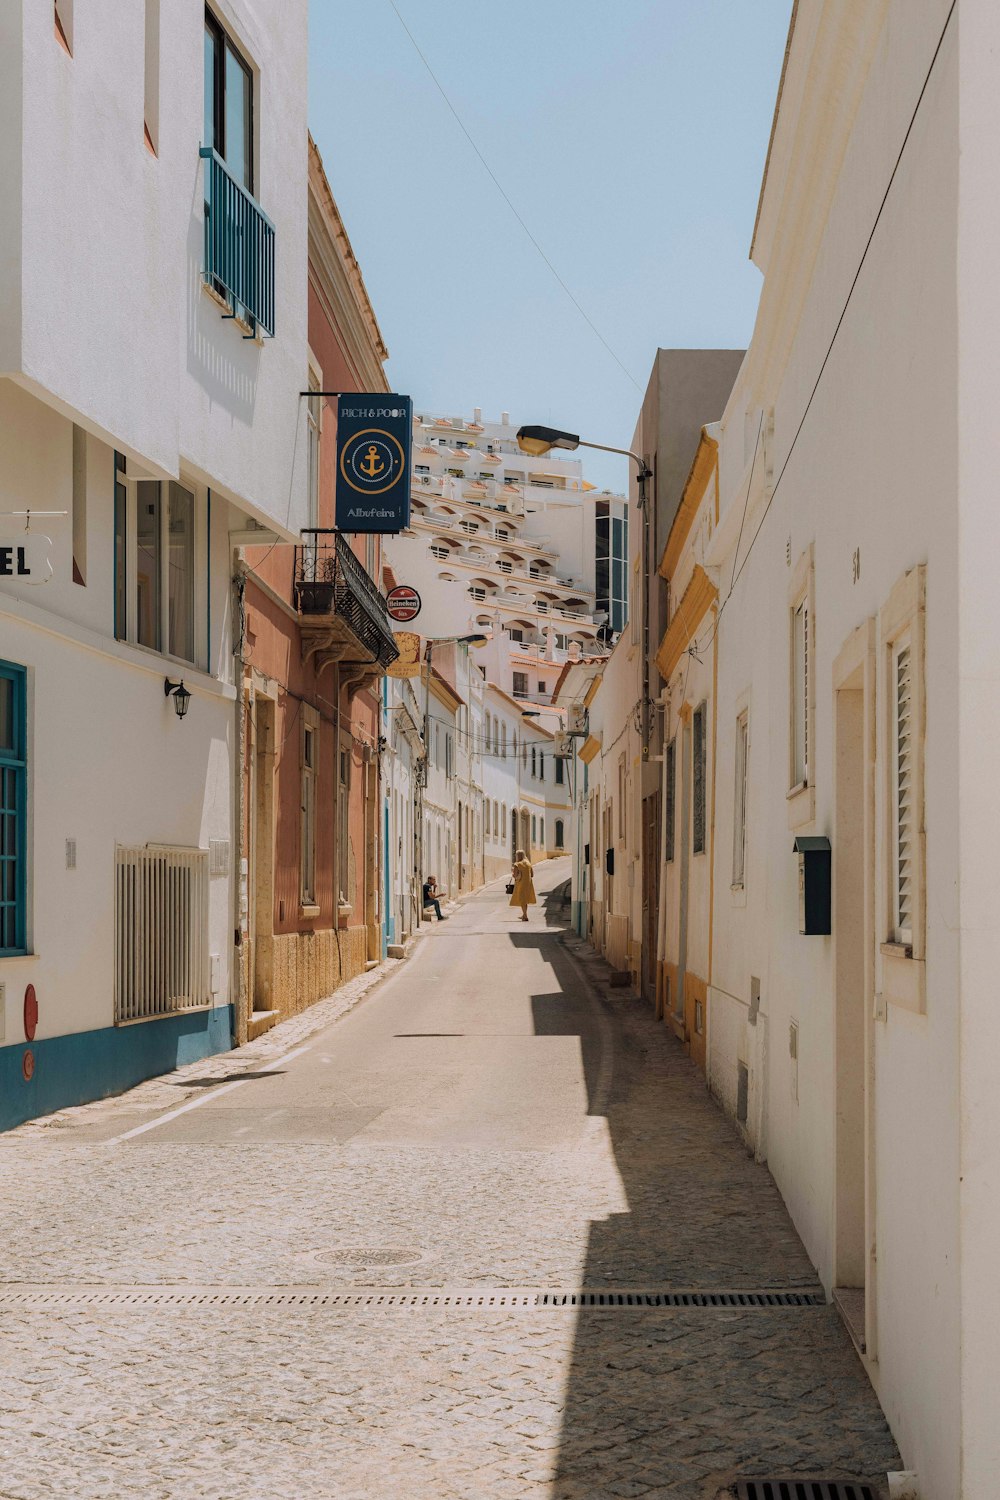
[0,858,897,1500]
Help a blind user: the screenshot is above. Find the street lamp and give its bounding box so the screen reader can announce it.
[516,422,653,758]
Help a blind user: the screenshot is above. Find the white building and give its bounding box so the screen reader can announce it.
[0,1,308,1128]
[702,3,1000,1495]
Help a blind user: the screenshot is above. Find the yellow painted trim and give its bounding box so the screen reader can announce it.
[583,675,603,710]
[657,431,718,582]
[707,603,719,995]
[655,565,718,682]
[578,734,602,765]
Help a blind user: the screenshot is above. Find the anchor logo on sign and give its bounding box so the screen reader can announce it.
[359,445,386,479]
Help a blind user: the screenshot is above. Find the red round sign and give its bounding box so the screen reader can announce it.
[386,585,421,623]
[22,1050,34,1083]
[23,984,37,1042]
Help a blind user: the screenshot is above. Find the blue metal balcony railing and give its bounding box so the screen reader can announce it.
[199,147,276,337]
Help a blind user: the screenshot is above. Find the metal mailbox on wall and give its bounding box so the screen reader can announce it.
[793,835,831,935]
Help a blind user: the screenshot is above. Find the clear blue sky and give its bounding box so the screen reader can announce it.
[309,0,792,493]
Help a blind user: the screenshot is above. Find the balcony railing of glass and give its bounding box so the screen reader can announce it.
[200,147,276,337]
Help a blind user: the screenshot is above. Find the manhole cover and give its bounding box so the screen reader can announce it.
[317,1248,424,1268]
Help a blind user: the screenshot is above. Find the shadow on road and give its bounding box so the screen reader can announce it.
[507,889,900,1498]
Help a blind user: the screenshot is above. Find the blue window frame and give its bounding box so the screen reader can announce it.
[0,662,27,955]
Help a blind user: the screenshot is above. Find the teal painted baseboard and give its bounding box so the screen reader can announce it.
[0,1005,234,1133]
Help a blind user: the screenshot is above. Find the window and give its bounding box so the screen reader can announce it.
[136,481,161,650]
[537,680,546,694]
[531,815,537,844]
[531,746,537,777]
[338,743,350,900]
[508,629,523,643]
[144,0,160,151]
[733,711,749,887]
[114,846,209,1021]
[415,464,430,474]
[501,723,507,759]
[513,672,528,698]
[493,800,499,838]
[791,597,809,787]
[618,754,626,841]
[119,478,204,666]
[539,752,545,781]
[497,559,512,575]
[0,662,27,955]
[555,758,564,786]
[460,520,478,534]
[301,719,317,905]
[540,819,545,846]
[555,819,564,848]
[167,482,196,664]
[54,0,72,53]
[665,738,676,862]
[72,425,87,585]
[204,9,253,191]
[891,633,914,947]
[114,452,127,640]
[692,704,706,855]
[496,528,509,541]
[469,585,486,601]
[431,545,450,561]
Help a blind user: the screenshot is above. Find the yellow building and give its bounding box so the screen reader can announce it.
[653,426,720,1074]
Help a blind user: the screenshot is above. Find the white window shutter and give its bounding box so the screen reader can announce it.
[893,636,913,945]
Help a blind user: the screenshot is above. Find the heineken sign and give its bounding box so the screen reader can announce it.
[335,394,412,533]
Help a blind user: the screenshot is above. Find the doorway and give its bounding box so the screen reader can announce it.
[833,621,876,1359]
[251,694,276,1015]
[642,791,661,1005]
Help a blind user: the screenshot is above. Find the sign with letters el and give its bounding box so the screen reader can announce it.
[0,535,52,585]
[335,394,412,533]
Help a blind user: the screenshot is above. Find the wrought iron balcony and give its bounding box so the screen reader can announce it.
[200,147,275,337]
[294,530,399,677]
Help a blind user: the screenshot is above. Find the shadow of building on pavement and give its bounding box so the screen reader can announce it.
[509,889,900,1500]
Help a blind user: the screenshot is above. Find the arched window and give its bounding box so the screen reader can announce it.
[493,799,499,836]
[540,819,545,846]
[531,815,537,844]
[555,819,564,848]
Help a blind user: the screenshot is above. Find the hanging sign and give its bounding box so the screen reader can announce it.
[335,394,413,534]
[0,535,52,585]
[386,585,421,623]
[386,630,422,679]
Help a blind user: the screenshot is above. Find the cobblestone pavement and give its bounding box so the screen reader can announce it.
[0,861,900,1499]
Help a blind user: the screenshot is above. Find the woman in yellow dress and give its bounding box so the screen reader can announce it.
[509,849,537,923]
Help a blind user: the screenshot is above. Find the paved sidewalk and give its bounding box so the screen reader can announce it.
[0,865,899,1498]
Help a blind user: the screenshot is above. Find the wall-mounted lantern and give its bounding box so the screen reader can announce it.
[164,678,192,720]
[793,835,831,934]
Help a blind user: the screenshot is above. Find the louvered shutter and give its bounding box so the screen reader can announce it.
[893,634,913,946]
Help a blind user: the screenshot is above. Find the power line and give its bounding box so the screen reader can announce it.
[385,0,641,393]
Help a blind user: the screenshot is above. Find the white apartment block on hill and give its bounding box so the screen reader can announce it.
[385,409,627,717]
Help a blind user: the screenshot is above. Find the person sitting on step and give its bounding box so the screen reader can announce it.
[422,875,445,921]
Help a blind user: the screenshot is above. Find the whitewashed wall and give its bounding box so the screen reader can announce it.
[708,3,960,1493]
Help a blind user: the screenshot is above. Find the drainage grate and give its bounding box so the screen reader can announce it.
[0,1285,825,1312]
[538,1290,825,1309]
[734,1482,878,1500]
